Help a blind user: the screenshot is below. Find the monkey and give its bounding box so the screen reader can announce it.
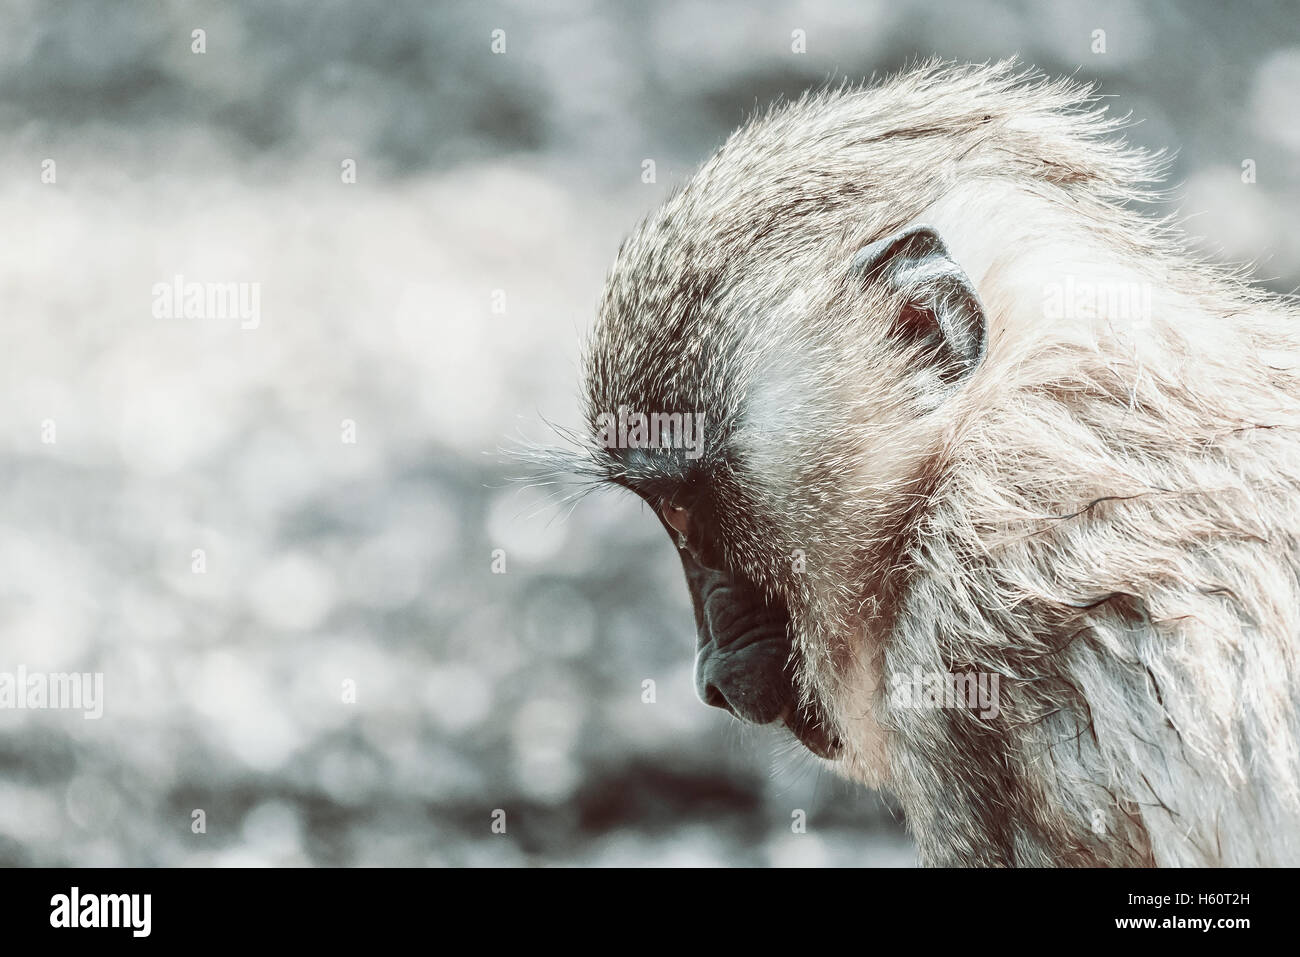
[555,61,1300,866]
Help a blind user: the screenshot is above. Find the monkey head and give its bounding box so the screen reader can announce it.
[581,99,991,772]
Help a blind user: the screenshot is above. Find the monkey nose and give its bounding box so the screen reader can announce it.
[694,638,793,725]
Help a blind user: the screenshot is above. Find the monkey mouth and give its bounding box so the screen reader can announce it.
[784,701,843,760]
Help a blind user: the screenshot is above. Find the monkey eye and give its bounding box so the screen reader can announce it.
[661,502,691,538]
[659,496,725,572]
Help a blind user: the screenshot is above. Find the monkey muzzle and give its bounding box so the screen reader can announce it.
[680,552,842,760]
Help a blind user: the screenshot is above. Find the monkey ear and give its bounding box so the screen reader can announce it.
[851,224,986,378]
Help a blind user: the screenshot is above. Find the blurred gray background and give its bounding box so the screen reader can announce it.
[1,0,1297,866]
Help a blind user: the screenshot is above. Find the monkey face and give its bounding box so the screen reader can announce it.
[582,222,988,763]
[572,424,849,760]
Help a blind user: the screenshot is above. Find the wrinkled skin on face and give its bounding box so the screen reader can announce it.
[667,509,842,759]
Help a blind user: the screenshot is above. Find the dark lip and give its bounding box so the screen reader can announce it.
[784,702,843,760]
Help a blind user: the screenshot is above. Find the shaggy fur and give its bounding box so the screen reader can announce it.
[579,61,1300,866]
